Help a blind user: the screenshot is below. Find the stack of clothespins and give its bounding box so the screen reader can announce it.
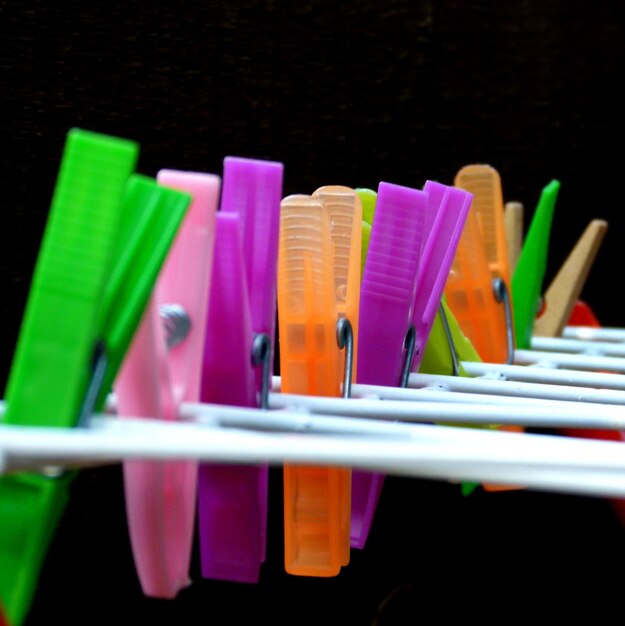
[2,128,625,626]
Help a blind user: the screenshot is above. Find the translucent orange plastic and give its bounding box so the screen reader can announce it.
[455,164,511,287]
[277,194,350,576]
[312,185,362,383]
[444,205,509,364]
[455,165,523,491]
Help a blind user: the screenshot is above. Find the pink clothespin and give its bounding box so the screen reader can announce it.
[198,157,283,583]
[114,170,219,598]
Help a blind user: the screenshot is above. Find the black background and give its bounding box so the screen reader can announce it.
[1,1,625,624]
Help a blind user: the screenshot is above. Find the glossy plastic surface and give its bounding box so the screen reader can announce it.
[278,194,349,576]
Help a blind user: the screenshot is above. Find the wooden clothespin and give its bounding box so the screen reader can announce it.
[504,201,524,273]
[532,219,608,338]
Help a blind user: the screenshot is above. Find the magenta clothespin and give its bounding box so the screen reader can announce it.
[198,156,283,583]
[352,181,427,549]
[410,181,472,372]
[114,170,219,598]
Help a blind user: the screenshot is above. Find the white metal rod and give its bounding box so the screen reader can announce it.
[266,391,625,429]
[3,417,625,499]
[563,325,625,342]
[461,361,625,390]
[513,349,625,372]
[351,383,582,407]
[407,372,625,405]
[531,336,625,357]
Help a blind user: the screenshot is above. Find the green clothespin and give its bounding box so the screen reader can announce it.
[0,129,191,626]
[419,297,482,377]
[511,180,561,349]
[95,174,191,409]
[419,298,485,497]
[356,188,376,279]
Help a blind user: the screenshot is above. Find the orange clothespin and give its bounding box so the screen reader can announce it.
[445,175,511,365]
[277,193,353,576]
[452,164,520,492]
[312,185,362,388]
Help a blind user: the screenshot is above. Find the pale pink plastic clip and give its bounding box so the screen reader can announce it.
[114,170,219,598]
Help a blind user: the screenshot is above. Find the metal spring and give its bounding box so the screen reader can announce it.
[159,304,192,350]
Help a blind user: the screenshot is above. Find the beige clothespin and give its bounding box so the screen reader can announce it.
[504,201,524,273]
[533,219,608,338]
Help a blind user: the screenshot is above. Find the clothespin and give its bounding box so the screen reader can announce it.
[0,129,142,626]
[504,184,623,365]
[566,301,602,329]
[531,219,608,339]
[312,185,363,390]
[511,179,561,349]
[96,174,197,408]
[455,165,512,287]
[504,201,524,273]
[351,181,426,549]
[443,187,511,364]
[502,188,607,344]
[114,169,219,598]
[198,156,283,583]
[408,182,482,501]
[357,188,376,279]
[356,186,479,380]
[277,193,352,576]
[418,297,482,377]
[452,164,522,492]
[409,180,472,373]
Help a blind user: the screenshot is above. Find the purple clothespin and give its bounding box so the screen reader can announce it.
[352,181,427,549]
[198,157,283,583]
[410,181,472,372]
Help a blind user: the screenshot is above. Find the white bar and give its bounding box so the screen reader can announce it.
[514,349,625,372]
[351,383,582,408]
[563,326,625,342]
[531,336,625,357]
[266,391,625,429]
[462,361,625,390]
[3,417,625,499]
[407,372,625,405]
